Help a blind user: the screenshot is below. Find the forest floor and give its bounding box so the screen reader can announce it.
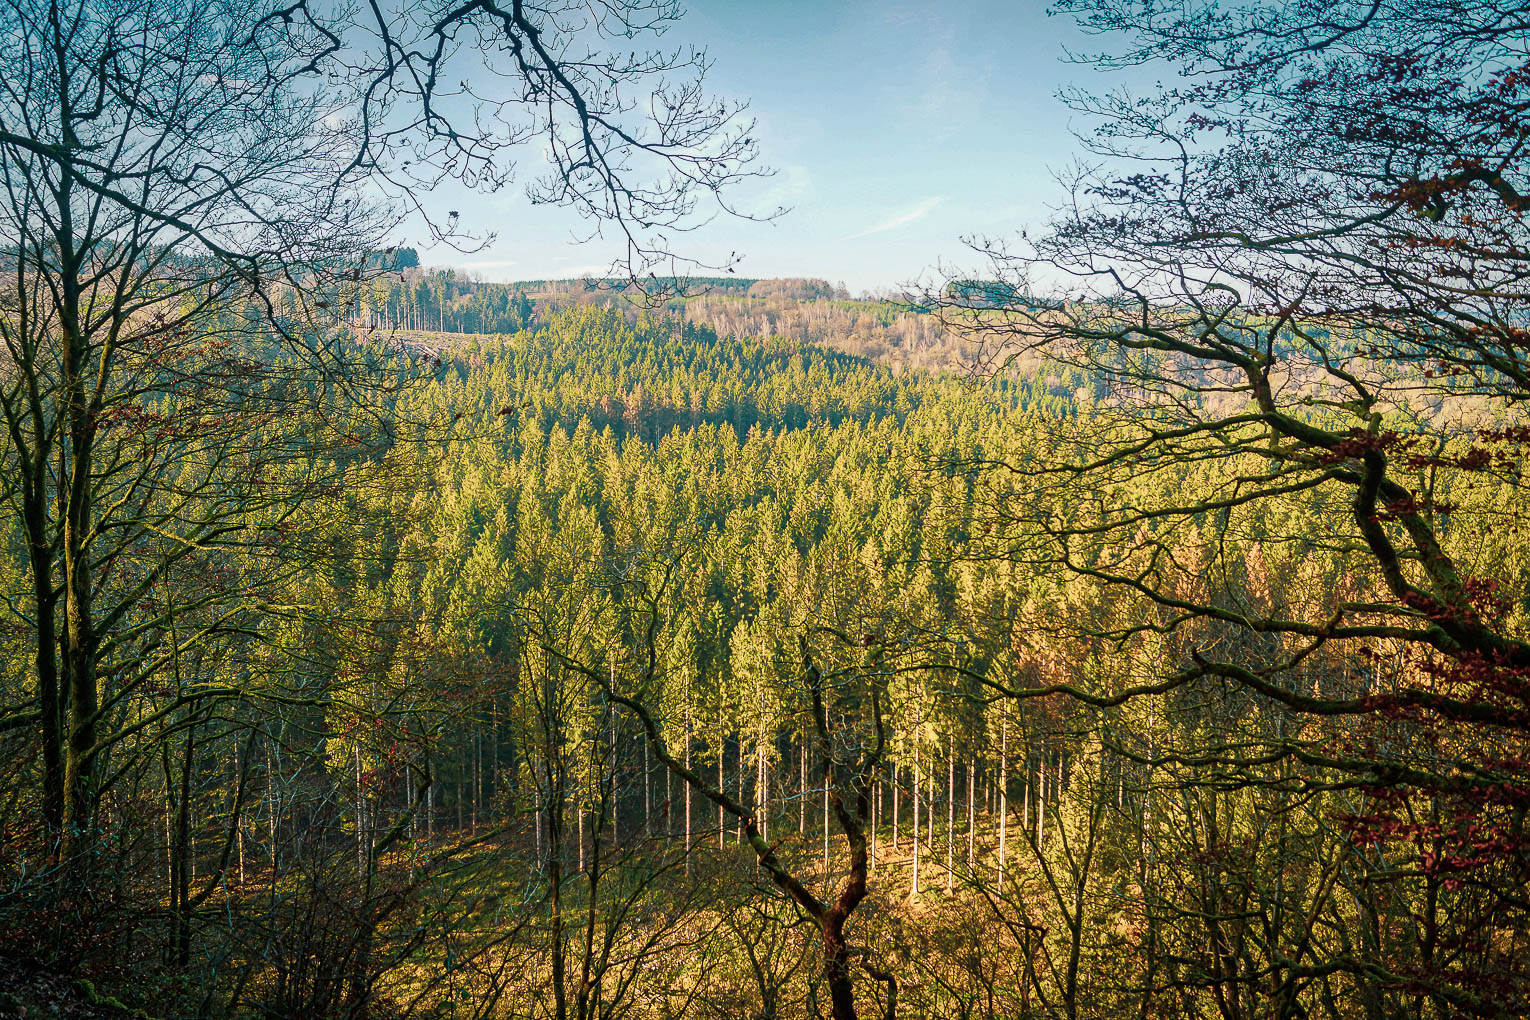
[0,953,141,1018]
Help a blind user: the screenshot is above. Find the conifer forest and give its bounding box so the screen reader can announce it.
[2,1,1530,1018]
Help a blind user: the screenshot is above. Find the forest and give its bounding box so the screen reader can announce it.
[3,0,1530,1018]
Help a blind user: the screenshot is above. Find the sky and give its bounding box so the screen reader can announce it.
[423,1,1116,294]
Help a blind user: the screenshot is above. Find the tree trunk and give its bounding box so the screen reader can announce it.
[911,732,921,898]
[800,736,807,834]
[967,762,975,870]
[266,737,279,874]
[550,797,568,1020]
[1036,749,1046,852]
[174,725,194,967]
[946,738,954,893]
[871,773,878,869]
[58,176,102,871]
[999,714,1008,889]
[823,774,831,885]
[356,746,367,879]
[821,918,859,1020]
[683,702,692,870]
[235,735,246,886]
[24,488,62,837]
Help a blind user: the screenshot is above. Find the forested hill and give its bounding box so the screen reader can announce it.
[359,271,964,369]
[427,306,1087,441]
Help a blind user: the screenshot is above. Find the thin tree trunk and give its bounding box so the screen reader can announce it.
[549,794,567,1020]
[356,746,367,879]
[1036,748,1046,851]
[823,774,830,886]
[912,725,921,898]
[235,735,246,886]
[1023,755,1031,834]
[967,761,975,870]
[871,773,878,869]
[947,737,954,892]
[999,714,1008,890]
[266,737,279,874]
[757,730,767,843]
[799,736,807,834]
[425,765,435,846]
[684,699,692,870]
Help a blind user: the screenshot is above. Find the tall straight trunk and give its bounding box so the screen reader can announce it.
[999,714,1008,889]
[234,736,246,885]
[822,777,830,885]
[163,754,173,899]
[406,769,416,847]
[717,748,724,850]
[684,699,692,868]
[425,766,435,846]
[756,691,768,843]
[756,732,767,843]
[928,764,935,848]
[946,738,955,892]
[1023,756,1031,833]
[891,763,899,852]
[23,479,62,836]
[266,738,279,873]
[643,737,651,836]
[549,792,567,1020]
[1036,749,1046,851]
[967,762,975,869]
[871,776,878,868]
[912,720,921,897]
[356,746,367,879]
[799,737,807,834]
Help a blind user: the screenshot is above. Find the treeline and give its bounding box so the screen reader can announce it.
[357,270,963,370]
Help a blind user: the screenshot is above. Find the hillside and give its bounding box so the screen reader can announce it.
[355,271,971,371]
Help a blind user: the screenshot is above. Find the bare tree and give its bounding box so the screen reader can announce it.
[0,0,759,876]
[932,1,1530,1011]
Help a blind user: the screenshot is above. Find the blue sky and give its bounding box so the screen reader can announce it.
[427,1,1113,293]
